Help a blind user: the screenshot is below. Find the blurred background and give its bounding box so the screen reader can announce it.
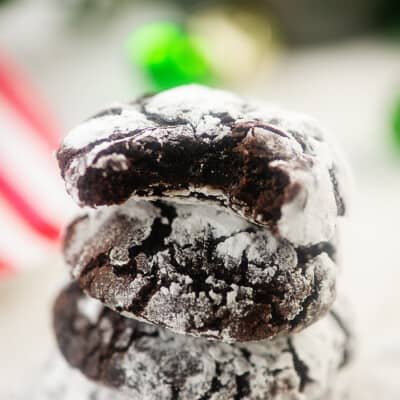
[0,0,399,398]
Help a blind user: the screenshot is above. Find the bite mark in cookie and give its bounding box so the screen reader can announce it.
[57,85,349,246]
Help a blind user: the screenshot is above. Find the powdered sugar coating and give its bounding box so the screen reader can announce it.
[77,295,103,324]
[63,105,155,149]
[52,283,353,400]
[57,84,349,246]
[63,199,337,342]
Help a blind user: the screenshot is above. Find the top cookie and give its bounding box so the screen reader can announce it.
[57,85,349,246]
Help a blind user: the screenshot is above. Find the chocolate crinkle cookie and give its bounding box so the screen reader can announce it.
[45,84,355,399]
[51,282,353,400]
[63,199,337,342]
[57,84,349,246]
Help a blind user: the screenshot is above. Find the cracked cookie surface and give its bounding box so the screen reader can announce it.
[63,200,337,342]
[57,84,349,246]
[53,282,353,400]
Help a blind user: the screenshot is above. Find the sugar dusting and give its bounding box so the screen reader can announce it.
[63,105,155,149]
[64,200,159,277]
[77,296,103,324]
[144,84,244,127]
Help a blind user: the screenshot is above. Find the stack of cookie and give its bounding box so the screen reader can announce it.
[45,85,353,399]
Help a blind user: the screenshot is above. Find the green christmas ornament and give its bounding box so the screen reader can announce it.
[392,97,400,149]
[127,22,216,91]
